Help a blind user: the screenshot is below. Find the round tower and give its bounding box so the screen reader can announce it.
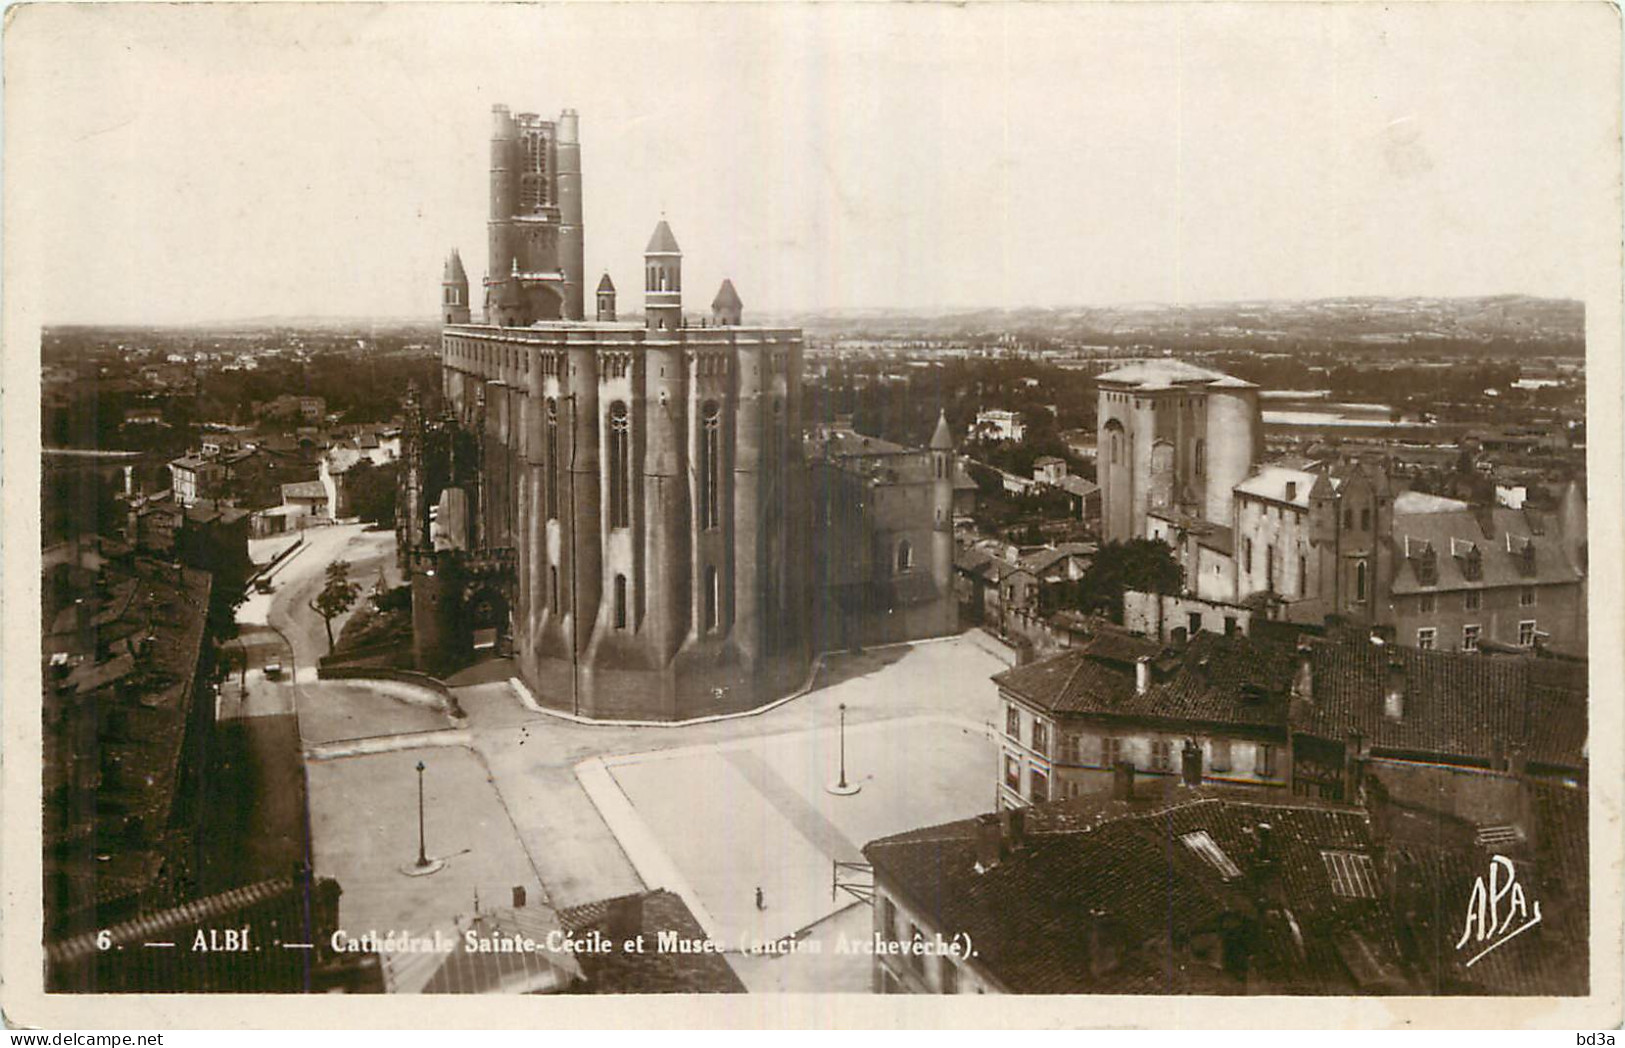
[644,220,682,332]
[556,108,585,320]
[1203,382,1261,526]
[596,272,617,322]
[442,250,471,325]
[486,104,518,322]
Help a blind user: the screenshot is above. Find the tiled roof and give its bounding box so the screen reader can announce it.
[1236,466,1331,508]
[50,875,308,966]
[1389,507,1583,594]
[383,905,581,994]
[558,890,745,994]
[281,480,327,501]
[1057,475,1099,498]
[999,630,1586,770]
[810,428,914,459]
[1018,543,1095,576]
[955,547,1025,583]
[995,631,1291,732]
[865,794,1395,994]
[1289,639,1586,769]
[1386,783,1588,995]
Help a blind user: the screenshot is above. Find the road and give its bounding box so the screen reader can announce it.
[198,523,402,894]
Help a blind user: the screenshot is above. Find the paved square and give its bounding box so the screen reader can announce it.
[309,745,545,938]
[590,715,995,950]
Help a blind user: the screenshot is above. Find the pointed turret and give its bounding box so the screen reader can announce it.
[930,409,954,450]
[711,279,743,326]
[442,249,471,324]
[596,272,617,322]
[644,219,683,333]
[646,220,681,255]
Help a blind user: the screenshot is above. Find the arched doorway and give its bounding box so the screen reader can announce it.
[465,584,514,658]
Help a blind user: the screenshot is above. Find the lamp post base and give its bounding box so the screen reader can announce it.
[400,858,447,877]
[825,781,861,796]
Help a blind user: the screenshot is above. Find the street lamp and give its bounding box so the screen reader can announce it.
[401,759,445,876]
[415,760,428,868]
[827,702,861,796]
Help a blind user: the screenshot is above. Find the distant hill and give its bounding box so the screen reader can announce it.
[770,295,1585,357]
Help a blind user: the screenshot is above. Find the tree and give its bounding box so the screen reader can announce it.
[1064,539,1182,623]
[346,459,399,525]
[311,559,361,653]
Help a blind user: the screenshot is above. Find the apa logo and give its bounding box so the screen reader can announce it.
[1456,854,1542,968]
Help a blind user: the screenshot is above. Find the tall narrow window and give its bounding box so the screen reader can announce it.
[545,399,559,520]
[700,401,721,530]
[1298,555,1308,597]
[608,402,630,529]
[614,574,627,630]
[896,540,913,575]
[704,565,720,632]
[550,565,559,611]
[1195,438,1205,476]
[1355,560,1368,602]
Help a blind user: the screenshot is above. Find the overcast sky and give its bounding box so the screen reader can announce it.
[6,3,1618,324]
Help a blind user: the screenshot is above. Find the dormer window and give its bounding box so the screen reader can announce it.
[1452,538,1483,581]
[1407,539,1438,586]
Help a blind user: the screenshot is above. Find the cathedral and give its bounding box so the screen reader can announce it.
[400,105,952,720]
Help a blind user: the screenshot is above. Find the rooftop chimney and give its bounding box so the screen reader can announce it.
[1292,641,1314,702]
[1170,626,1189,651]
[1112,760,1136,801]
[1135,655,1151,695]
[1180,739,1204,787]
[1255,822,1275,866]
[512,885,527,909]
[1383,657,1405,720]
[1002,806,1027,850]
[1285,481,1298,502]
[974,812,1005,871]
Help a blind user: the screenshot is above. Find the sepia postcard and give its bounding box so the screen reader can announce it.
[3,0,1621,1030]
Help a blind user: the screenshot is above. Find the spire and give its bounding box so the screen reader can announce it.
[596,272,616,293]
[930,409,954,450]
[443,250,468,283]
[711,279,742,326]
[646,219,681,255]
[442,250,471,324]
